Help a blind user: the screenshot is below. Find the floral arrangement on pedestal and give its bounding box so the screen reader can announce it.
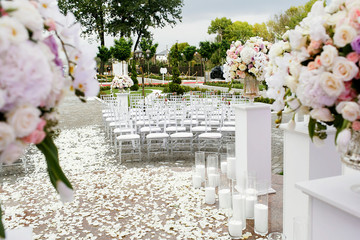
[223,37,272,82]
[111,75,134,92]
[0,0,98,236]
[265,0,360,154]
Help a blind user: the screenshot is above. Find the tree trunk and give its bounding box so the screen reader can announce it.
[133,32,142,52]
[188,62,191,77]
[99,61,105,75]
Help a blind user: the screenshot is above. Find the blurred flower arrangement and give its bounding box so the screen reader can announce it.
[265,0,360,152]
[0,0,98,236]
[223,37,272,81]
[111,75,134,92]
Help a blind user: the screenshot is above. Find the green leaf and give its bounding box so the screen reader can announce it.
[308,117,316,141]
[0,205,5,238]
[36,136,73,191]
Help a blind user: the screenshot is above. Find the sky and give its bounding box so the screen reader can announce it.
[98,0,311,52]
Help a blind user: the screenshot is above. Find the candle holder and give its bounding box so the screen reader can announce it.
[205,179,216,205]
[267,232,286,240]
[219,174,232,209]
[228,210,243,239]
[226,143,236,180]
[245,172,257,220]
[192,166,202,189]
[232,179,246,230]
[254,179,269,236]
[195,151,206,181]
[220,154,228,174]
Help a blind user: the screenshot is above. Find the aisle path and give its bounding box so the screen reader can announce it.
[0,93,284,239]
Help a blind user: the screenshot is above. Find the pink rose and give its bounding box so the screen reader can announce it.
[22,130,46,144]
[37,118,46,131]
[308,62,317,70]
[338,81,357,101]
[352,121,360,131]
[310,40,322,49]
[44,18,56,31]
[315,56,322,67]
[238,71,246,79]
[347,52,360,63]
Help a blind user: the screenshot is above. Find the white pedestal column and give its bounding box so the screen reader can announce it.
[6,227,33,240]
[112,61,128,76]
[116,92,129,112]
[296,174,360,240]
[233,103,272,192]
[282,123,341,239]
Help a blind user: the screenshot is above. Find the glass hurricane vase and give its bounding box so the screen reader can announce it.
[242,74,259,103]
[342,130,360,171]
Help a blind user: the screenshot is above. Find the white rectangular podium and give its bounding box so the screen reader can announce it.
[296,174,360,240]
[281,123,341,239]
[233,103,272,191]
[5,227,32,240]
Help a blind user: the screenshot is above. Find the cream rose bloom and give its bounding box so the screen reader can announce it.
[0,122,16,151]
[240,46,255,64]
[320,45,338,68]
[0,141,25,164]
[6,105,41,138]
[332,57,358,81]
[320,72,344,97]
[336,101,360,122]
[310,108,335,122]
[239,64,247,71]
[333,24,357,47]
[336,128,352,153]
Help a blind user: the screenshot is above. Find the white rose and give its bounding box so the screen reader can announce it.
[332,57,359,81]
[240,46,256,64]
[320,45,338,68]
[288,29,307,50]
[239,64,247,71]
[326,11,347,26]
[234,41,242,47]
[333,24,357,47]
[0,123,16,151]
[285,75,299,92]
[336,128,351,153]
[310,108,335,122]
[6,105,41,138]
[336,101,360,122]
[269,42,284,58]
[320,72,344,97]
[346,0,360,10]
[0,141,25,164]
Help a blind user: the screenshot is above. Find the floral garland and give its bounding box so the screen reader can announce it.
[0,0,98,236]
[223,37,272,82]
[111,75,134,91]
[265,0,360,151]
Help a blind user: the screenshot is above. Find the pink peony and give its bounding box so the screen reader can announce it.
[338,81,357,101]
[21,129,46,144]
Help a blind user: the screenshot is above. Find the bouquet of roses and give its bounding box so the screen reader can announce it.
[265,0,360,152]
[0,0,98,236]
[223,37,272,82]
[111,75,134,91]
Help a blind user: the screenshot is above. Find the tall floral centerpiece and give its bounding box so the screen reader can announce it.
[0,0,98,236]
[111,75,134,93]
[266,0,360,168]
[223,37,272,101]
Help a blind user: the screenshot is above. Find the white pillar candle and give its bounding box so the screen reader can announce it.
[207,166,217,175]
[228,218,243,237]
[205,187,216,204]
[221,161,228,174]
[232,194,246,229]
[208,174,218,187]
[196,165,206,181]
[215,173,220,187]
[245,196,256,219]
[254,203,268,235]
[192,174,202,188]
[219,189,232,209]
[227,157,236,179]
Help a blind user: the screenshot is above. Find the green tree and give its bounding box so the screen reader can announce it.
[110,37,133,61]
[97,46,112,75]
[169,43,184,94]
[139,38,159,61]
[253,23,273,42]
[267,0,318,40]
[108,0,184,51]
[208,17,233,42]
[130,60,139,91]
[183,46,197,75]
[209,40,230,65]
[169,42,189,63]
[198,41,214,60]
[58,0,108,46]
[223,21,254,43]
